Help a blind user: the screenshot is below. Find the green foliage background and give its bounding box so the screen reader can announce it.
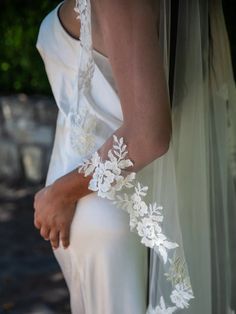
[0,0,58,95]
[0,0,235,95]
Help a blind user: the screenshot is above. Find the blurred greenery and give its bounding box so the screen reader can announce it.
[0,0,235,95]
[0,0,58,95]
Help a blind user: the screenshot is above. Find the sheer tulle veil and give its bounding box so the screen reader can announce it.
[158,0,236,313]
[157,0,236,313]
[74,0,236,313]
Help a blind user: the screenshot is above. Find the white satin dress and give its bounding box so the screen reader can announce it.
[36,2,148,314]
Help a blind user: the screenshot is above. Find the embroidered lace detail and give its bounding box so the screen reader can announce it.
[74,0,95,93]
[147,297,177,314]
[78,136,136,199]
[67,0,96,156]
[77,135,194,313]
[68,103,97,156]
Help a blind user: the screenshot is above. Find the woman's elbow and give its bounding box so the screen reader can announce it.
[135,128,172,170]
[152,130,172,158]
[146,117,172,157]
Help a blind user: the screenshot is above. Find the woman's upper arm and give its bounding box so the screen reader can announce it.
[86,0,172,172]
[92,0,171,141]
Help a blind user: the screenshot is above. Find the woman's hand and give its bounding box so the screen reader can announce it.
[33,184,77,249]
[33,169,93,249]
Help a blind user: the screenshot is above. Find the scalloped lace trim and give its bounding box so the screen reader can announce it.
[74,0,95,93]
[77,134,194,312]
[68,104,97,157]
[68,0,97,156]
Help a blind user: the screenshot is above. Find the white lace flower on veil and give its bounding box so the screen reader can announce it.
[148,296,177,314]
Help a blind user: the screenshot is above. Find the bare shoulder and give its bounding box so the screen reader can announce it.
[58,0,81,40]
[58,0,159,56]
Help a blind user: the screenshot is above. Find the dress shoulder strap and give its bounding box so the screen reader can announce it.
[74,0,95,95]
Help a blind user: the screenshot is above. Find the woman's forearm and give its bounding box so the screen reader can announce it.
[51,123,170,205]
[52,170,93,203]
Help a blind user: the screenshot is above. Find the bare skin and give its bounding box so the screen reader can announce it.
[34,171,93,249]
[58,0,108,57]
[57,0,159,57]
[34,0,170,250]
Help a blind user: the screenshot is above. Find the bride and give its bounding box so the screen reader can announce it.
[34,0,236,313]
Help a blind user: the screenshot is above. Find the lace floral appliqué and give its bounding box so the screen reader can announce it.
[68,0,96,156]
[68,102,97,157]
[74,0,95,93]
[78,135,194,313]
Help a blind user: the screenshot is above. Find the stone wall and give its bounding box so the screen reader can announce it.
[0,94,57,184]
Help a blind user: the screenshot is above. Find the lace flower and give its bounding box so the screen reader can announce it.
[149,296,177,314]
[78,135,136,199]
[170,283,194,309]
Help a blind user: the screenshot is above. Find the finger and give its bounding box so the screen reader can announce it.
[60,227,70,249]
[33,193,40,210]
[40,226,50,241]
[34,214,41,230]
[49,229,60,249]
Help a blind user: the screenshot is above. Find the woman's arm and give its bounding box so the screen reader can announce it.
[34,0,171,249]
[92,0,171,171]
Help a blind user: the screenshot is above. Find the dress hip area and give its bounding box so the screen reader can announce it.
[36,2,148,314]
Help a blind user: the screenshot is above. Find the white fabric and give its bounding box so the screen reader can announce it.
[35,0,236,313]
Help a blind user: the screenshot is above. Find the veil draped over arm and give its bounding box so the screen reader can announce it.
[72,0,236,313]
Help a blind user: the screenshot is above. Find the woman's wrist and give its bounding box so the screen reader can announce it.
[52,169,93,203]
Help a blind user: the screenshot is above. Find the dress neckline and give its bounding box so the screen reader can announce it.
[57,1,109,60]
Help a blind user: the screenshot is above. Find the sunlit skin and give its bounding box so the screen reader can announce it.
[34,0,170,250]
